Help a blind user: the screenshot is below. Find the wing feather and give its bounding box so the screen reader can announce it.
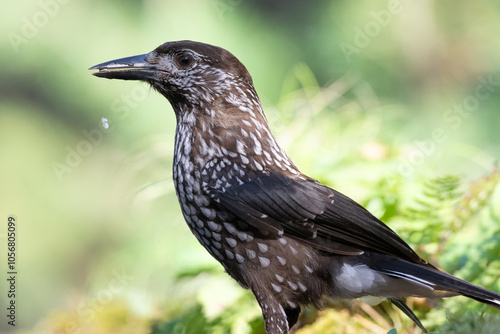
[205,164,425,263]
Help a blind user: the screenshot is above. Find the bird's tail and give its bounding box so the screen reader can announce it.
[374,257,500,310]
[389,298,429,333]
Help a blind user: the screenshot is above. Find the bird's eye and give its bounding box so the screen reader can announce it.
[176,53,194,68]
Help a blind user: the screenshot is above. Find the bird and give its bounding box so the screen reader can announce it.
[90,40,500,333]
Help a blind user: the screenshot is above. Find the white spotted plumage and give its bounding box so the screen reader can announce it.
[163,41,324,334]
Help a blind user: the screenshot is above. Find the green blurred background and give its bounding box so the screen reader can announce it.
[1,1,500,333]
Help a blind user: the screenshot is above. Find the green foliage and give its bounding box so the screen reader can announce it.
[35,301,151,334]
[395,175,463,259]
[152,306,209,334]
[152,293,264,334]
[438,311,500,334]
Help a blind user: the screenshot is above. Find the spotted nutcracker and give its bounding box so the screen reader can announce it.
[90,41,500,334]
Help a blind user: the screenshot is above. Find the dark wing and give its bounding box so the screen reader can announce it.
[205,165,425,264]
[316,189,426,264]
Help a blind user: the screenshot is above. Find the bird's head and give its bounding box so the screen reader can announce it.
[90,40,289,171]
[90,40,256,119]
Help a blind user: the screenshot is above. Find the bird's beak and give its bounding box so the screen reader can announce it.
[89,53,159,81]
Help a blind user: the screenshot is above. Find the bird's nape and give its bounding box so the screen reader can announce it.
[90,40,500,334]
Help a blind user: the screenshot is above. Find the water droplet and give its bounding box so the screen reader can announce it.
[101,117,109,129]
